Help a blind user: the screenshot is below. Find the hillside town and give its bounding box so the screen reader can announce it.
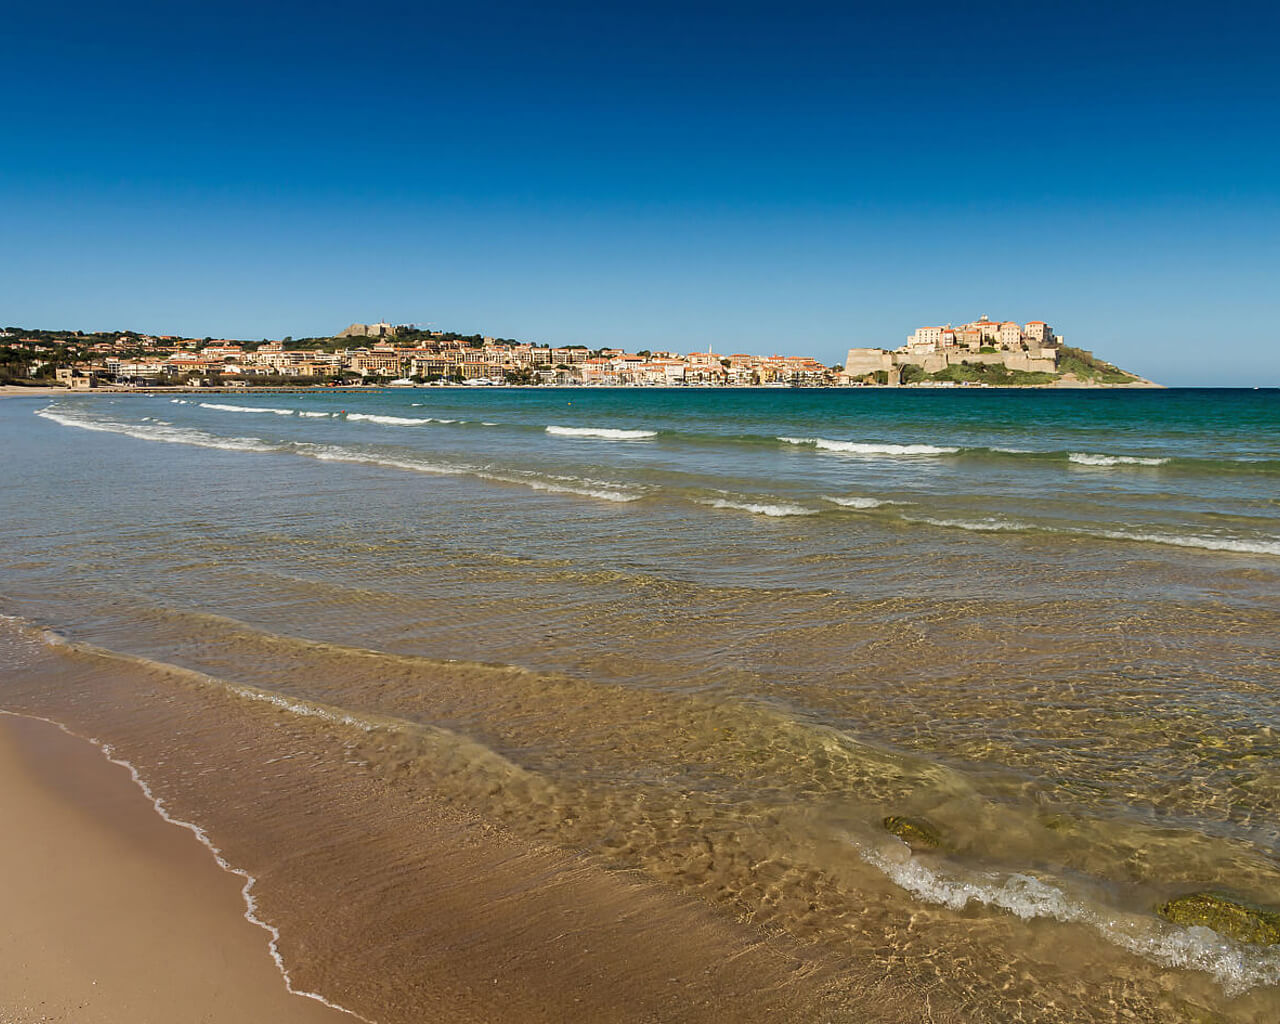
[2,321,835,388]
[1,316,1143,389]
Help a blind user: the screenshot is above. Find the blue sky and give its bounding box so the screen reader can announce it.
[3,0,1277,384]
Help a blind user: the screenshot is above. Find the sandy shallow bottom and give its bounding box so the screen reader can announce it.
[0,713,349,1024]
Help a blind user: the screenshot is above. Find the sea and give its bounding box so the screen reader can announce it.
[2,386,1278,1022]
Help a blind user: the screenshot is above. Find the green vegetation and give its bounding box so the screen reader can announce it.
[1158,892,1280,945]
[1057,345,1138,384]
[927,361,1057,387]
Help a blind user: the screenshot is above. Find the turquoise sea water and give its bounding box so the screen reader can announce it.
[29,386,1280,553]
[3,386,1279,1022]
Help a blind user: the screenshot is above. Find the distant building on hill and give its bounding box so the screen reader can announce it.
[337,322,397,339]
[844,315,1061,382]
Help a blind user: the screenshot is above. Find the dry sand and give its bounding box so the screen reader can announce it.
[0,713,351,1024]
[0,387,73,399]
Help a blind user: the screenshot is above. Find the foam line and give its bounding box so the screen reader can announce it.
[855,838,1280,995]
[698,498,818,517]
[0,708,375,1022]
[545,425,657,440]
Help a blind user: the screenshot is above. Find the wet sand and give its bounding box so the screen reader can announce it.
[0,707,948,1024]
[0,713,350,1024]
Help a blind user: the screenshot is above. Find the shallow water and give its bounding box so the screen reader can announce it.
[3,388,1279,1021]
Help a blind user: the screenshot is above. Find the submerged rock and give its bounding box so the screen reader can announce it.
[882,815,943,851]
[1157,891,1280,946]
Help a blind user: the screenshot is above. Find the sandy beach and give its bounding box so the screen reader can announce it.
[0,713,350,1024]
[0,387,74,399]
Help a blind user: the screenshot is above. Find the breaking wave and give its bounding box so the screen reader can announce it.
[1092,529,1280,556]
[345,412,449,426]
[905,513,1280,555]
[778,436,959,456]
[1069,452,1170,467]
[822,495,903,510]
[199,402,295,416]
[906,515,1030,533]
[303,445,642,503]
[35,408,275,453]
[857,840,1280,995]
[33,407,641,503]
[699,498,818,517]
[546,425,658,440]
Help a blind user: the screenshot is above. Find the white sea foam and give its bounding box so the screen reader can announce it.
[857,840,1280,994]
[823,495,897,509]
[1091,529,1280,556]
[36,408,275,453]
[37,408,639,503]
[906,515,1029,533]
[546,425,658,440]
[343,412,438,425]
[700,498,818,517]
[490,473,639,502]
[199,402,295,416]
[902,509,1280,555]
[0,709,371,1021]
[778,436,959,456]
[1068,452,1170,467]
[298,410,333,418]
[306,446,641,502]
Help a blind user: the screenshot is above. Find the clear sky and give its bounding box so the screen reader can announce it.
[3,0,1277,384]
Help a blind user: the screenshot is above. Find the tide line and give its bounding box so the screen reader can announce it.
[0,708,374,1023]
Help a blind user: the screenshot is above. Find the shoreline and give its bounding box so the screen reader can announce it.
[0,712,352,1024]
[0,379,1171,400]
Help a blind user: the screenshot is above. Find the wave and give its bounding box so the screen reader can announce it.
[905,512,1280,555]
[199,402,295,416]
[778,436,959,456]
[906,515,1029,533]
[1092,529,1280,556]
[857,840,1280,995]
[345,412,441,426]
[1069,452,1170,467]
[546,425,658,440]
[822,495,905,510]
[35,408,275,453]
[302,445,642,503]
[298,410,334,418]
[35,407,1280,551]
[699,498,818,517]
[35,407,640,503]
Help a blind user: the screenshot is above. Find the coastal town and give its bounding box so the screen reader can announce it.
[0,316,1145,389]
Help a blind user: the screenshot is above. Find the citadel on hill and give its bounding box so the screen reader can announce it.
[845,315,1063,384]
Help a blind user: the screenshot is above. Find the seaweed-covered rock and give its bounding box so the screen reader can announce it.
[1157,891,1280,946]
[883,815,943,851]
